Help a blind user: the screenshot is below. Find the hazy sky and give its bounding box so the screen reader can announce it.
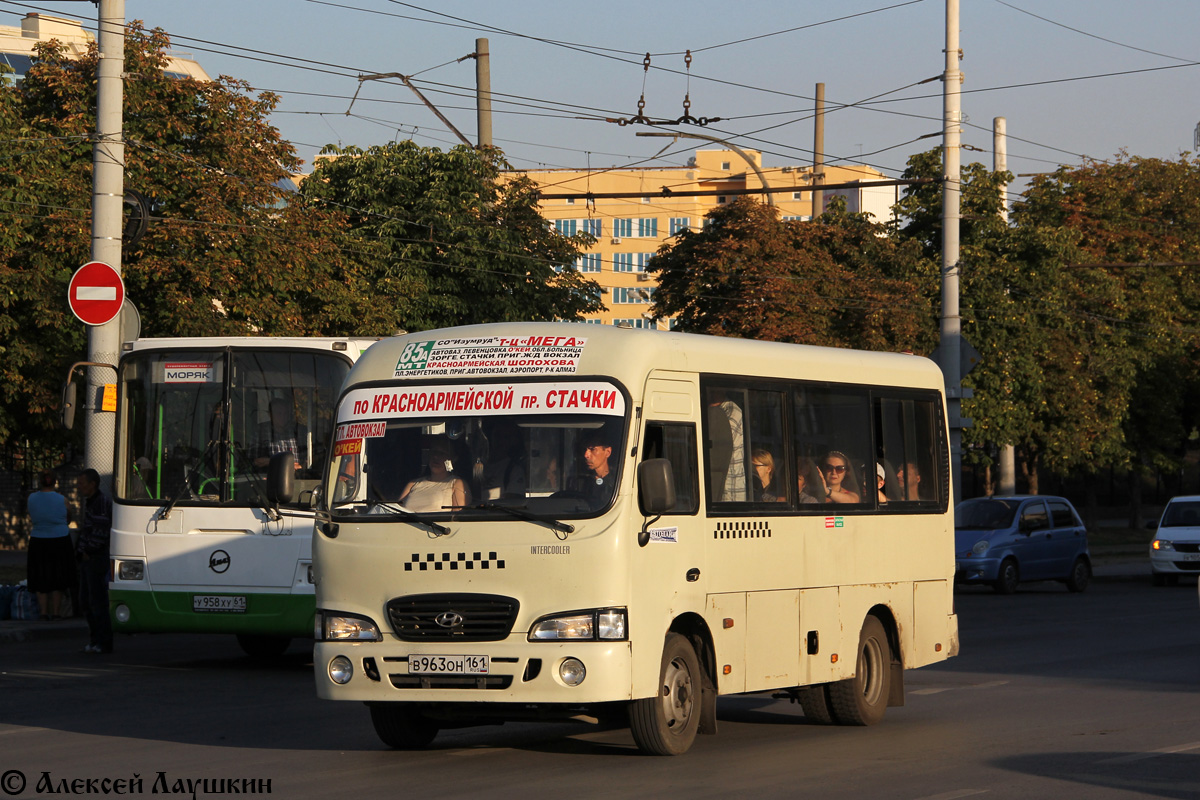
[6,0,1200,194]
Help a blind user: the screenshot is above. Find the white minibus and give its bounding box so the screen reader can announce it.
[302,323,958,753]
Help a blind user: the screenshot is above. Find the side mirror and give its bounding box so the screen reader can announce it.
[266,452,296,505]
[638,458,676,516]
[62,380,78,430]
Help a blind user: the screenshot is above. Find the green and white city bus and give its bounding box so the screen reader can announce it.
[108,337,375,657]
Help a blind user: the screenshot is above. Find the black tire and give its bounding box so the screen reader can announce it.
[235,634,291,659]
[797,685,834,724]
[993,558,1020,594]
[629,633,701,755]
[1066,557,1091,593]
[827,616,891,726]
[1152,572,1168,587]
[1166,573,1180,587]
[369,703,439,749]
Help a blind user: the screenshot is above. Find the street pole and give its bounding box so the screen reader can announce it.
[941,0,964,505]
[86,0,125,492]
[475,38,492,148]
[812,82,825,218]
[994,116,1016,496]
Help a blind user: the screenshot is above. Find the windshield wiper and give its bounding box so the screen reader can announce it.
[369,502,451,536]
[472,502,574,536]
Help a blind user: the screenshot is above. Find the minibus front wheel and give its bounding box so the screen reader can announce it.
[369,703,438,749]
[629,633,701,755]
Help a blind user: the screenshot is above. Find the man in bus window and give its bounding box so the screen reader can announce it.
[255,397,307,471]
[896,461,923,501]
[579,431,615,509]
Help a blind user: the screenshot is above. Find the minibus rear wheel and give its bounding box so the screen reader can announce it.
[827,616,890,726]
[629,633,701,755]
[369,703,438,749]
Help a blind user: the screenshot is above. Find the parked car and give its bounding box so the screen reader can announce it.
[1148,495,1200,586]
[955,495,1091,594]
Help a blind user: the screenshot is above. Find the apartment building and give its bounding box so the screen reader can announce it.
[0,13,209,82]
[520,149,897,328]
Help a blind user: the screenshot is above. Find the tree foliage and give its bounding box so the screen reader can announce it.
[300,141,602,332]
[649,197,933,352]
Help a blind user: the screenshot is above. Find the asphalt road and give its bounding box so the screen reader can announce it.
[2,576,1198,799]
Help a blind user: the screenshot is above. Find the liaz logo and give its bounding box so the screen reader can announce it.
[208,549,231,573]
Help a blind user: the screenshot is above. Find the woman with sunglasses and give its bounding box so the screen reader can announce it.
[821,450,861,503]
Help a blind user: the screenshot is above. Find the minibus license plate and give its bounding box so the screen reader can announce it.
[193,595,246,613]
[409,655,489,675]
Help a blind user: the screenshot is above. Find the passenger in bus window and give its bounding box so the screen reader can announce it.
[796,457,823,504]
[579,431,615,509]
[399,442,468,512]
[707,392,745,501]
[896,461,923,501]
[255,397,307,471]
[751,448,783,502]
[875,463,889,504]
[481,423,527,500]
[821,451,861,503]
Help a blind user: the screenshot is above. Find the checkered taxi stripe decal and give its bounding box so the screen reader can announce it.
[713,521,772,539]
[405,552,506,571]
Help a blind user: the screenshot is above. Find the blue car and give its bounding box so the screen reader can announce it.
[955,495,1091,594]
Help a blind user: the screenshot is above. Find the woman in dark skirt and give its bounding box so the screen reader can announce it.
[26,469,76,620]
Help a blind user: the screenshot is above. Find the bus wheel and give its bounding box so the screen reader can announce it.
[235,634,291,659]
[629,633,701,755]
[797,685,834,724]
[827,616,890,726]
[369,703,438,749]
[993,558,1020,594]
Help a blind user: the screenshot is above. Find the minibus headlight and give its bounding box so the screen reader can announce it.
[316,611,381,642]
[529,608,627,641]
[1152,539,1174,551]
[116,559,144,581]
[971,540,989,556]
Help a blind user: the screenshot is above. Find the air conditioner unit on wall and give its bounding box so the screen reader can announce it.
[611,237,621,244]
[636,272,651,282]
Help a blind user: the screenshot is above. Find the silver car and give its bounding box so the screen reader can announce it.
[1149,495,1200,586]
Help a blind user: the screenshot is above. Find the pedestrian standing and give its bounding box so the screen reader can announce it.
[75,469,113,654]
[26,469,76,620]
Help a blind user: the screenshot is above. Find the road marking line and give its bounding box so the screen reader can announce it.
[914,790,989,799]
[911,688,953,695]
[1096,741,1200,764]
[0,726,52,737]
[448,747,508,757]
[971,680,1009,689]
[911,680,1007,696]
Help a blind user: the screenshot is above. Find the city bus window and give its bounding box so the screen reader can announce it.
[793,385,871,508]
[875,394,941,507]
[705,384,786,510]
[642,422,699,514]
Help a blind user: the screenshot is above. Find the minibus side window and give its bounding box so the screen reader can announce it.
[642,422,699,514]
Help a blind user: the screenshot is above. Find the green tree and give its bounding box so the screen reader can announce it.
[0,25,399,450]
[300,141,602,331]
[649,197,932,351]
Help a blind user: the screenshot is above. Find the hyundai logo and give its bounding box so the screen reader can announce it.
[435,611,464,628]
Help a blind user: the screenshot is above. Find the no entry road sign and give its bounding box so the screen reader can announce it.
[68,261,125,326]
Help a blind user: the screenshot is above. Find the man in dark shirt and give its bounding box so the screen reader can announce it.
[76,469,113,654]
[579,432,615,510]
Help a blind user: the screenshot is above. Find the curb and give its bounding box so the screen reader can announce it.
[0,617,89,644]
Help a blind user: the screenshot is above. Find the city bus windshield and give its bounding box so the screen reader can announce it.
[326,381,627,520]
[117,348,351,508]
